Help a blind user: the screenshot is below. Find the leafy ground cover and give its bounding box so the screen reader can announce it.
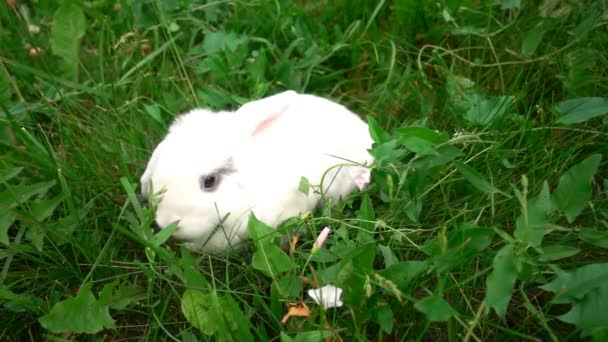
[1,0,608,340]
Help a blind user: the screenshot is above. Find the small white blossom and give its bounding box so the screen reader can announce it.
[307,284,344,309]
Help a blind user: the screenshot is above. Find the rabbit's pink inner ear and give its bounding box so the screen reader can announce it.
[251,104,288,136]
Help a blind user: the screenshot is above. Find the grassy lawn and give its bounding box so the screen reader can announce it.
[1,0,607,340]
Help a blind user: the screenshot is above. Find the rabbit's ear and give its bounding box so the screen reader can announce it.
[140,141,165,196]
[236,90,298,136]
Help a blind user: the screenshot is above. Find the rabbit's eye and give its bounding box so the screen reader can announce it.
[200,174,220,192]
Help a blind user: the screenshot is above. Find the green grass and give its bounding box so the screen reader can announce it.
[1,0,608,340]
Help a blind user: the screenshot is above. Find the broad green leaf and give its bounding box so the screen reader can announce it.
[367,115,390,143]
[556,97,608,124]
[521,27,545,56]
[375,304,394,333]
[219,294,254,342]
[0,181,56,208]
[247,213,276,246]
[414,295,458,322]
[454,161,499,193]
[539,245,580,262]
[251,243,297,278]
[0,167,23,183]
[273,275,302,299]
[98,280,145,310]
[411,145,464,170]
[357,193,375,241]
[0,211,16,244]
[370,139,407,164]
[31,195,64,222]
[39,283,115,334]
[514,182,552,247]
[298,176,310,195]
[559,285,608,338]
[181,289,218,336]
[464,95,513,125]
[143,104,162,123]
[484,244,518,318]
[579,229,608,249]
[553,154,601,223]
[50,2,86,80]
[540,263,608,303]
[378,244,399,268]
[422,225,495,273]
[396,127,448,156]
[293,331,333,342]
[570,10,601,39]
[378,261,427,290]
[26,225,45,252]
[499,0,521,10]
[0,285,44,314]
[203,31,244,55]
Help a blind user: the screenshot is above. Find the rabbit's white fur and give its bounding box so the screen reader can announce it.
[141,90,373,253]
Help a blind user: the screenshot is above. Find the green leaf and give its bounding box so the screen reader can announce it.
[378,260,427,291]
[0,211,16,244]
[181,289,218,336]
[414,295,458,322]
[559,285,608,338]
[553,154,602,223]
[378,244,399,268]
[357,193,375,241]
[251,243,297,278]
[539,245,581,262]
[39,283,115,334]
[298,176,310,195]
[499,0,521,10]
[579,229,608,249]
[396,127,448,156]
[31,195,64,222]
[484,244,518,318]
[375,303,394,333]
[0,181,56,208]
[569,10,601,39]
[26,225,45,252]
[143,104,163,124]
[454,161,499,193]
[219,294,254,342]
[464,95,513,125]
[50,2,86,80]
[367,115,390,143]
[273,274,302,299]
[556,97,608,124]
[422,225,495,273]
[0,285,44,314]
[514,181,552,247]
[203,31,244,55]
[151,221,179,247]
[293,331,333,342]
[98,280,145,310]
[521,27,545,56]
[540,263,608,303]
[247,213,276,245]
[0,167,23,183]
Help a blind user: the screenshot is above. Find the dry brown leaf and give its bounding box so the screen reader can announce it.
[280,302,311,325]
[289,234,300,255]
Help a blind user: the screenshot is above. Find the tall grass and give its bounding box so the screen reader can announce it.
[1,1,607,340]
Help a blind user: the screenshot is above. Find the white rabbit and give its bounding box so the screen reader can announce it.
[140,90,373,253]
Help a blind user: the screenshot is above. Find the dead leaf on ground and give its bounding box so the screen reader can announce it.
[280,302,310,325]
[289,234,300,255]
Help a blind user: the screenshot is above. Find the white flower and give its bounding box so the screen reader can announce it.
[307,284,344,309]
